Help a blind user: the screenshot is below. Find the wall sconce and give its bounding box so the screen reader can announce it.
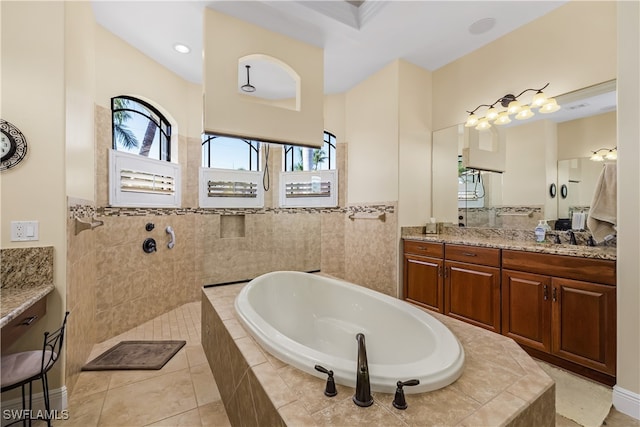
[589,147,617,161]
[465,83,561,130]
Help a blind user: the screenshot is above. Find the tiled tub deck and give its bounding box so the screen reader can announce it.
[202,283,555,427]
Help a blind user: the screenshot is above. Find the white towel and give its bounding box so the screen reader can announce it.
[587,163,617,243]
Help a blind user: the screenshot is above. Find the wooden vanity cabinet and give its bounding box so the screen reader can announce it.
[403,241,444,313]
[444,244,501,333]
[502,250,616,381]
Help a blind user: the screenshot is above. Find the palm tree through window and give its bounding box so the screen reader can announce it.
[284,131,336,171]
[111,96,171,161]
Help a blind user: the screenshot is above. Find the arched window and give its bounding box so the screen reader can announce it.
[201,135,260,171]
[111,96,171,161]
[283,131,336,171]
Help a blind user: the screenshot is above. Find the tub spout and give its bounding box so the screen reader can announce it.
[353,333,373,407]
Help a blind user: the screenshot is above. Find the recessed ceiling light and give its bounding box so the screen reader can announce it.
[468,18,496,35]
[173,43,190,54]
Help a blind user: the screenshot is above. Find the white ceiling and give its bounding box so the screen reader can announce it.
[91,0,568,95]
[91,1,616,122]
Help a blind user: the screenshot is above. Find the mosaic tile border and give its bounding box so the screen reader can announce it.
[68,204,395,218]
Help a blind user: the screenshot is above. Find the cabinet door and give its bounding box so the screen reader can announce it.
[404,254,443,313]
[502,270,551,353]
[552,278,616,375]
[445,261,501,332]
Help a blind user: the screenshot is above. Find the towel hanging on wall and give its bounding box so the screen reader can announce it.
[587,163,617,243]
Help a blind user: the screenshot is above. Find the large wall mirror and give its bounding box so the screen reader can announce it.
[432,80,617,229]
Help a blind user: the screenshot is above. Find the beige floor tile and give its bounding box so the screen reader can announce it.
[58,390,107,427]
[185,345,208,367]
[198,401,231,427]
[107,350,189,390]
[98,368,197,427]
[145,408,202,426]
[71,370,112,398]
[190,363,221,407]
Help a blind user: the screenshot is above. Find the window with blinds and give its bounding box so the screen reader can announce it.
[279,170,338,207]
[109,150,181,207]
[199,168,264,208]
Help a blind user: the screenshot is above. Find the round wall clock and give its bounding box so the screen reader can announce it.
[1,119,28,171]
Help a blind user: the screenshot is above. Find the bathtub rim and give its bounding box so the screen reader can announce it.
[234,271,465,394]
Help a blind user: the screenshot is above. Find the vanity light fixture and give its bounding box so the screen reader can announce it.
[589,147,617,161]
[240,65,256,93]
[464,83,561,130]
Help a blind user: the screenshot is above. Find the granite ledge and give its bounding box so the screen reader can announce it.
[1,283,55,328]
[403,234,616,261]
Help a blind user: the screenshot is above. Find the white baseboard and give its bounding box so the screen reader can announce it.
[1,386,67,427]
[613,385,640,421]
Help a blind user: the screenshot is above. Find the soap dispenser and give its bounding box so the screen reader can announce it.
[535,220,546,243]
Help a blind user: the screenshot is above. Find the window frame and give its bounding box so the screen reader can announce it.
[283,131,336,171]
[201,134,261,171]
[111,96,172,161]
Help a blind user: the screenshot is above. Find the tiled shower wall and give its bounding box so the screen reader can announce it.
[65,199,98,395]
[64,106,399,354]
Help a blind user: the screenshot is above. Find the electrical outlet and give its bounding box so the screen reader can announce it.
[11,221,39,241]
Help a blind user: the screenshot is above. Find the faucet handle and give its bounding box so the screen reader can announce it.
[314,365,337,397]
[392,379,420,410]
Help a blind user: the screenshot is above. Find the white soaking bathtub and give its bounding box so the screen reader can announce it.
[234,271,464,394]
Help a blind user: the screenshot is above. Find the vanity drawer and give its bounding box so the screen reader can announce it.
[1,297,46,351]
[502,250,616,286]
[445,244,501,267]
[404,240,444,258]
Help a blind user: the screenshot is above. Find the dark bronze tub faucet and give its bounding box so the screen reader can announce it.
[353,333,373,407]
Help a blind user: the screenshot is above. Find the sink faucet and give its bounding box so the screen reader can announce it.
[567,230,577,245]
[353,333,373,407]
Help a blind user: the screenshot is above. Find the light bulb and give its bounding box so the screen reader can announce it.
[507,100,522,115]
[475,118,491,130]
[539,98,561,114]
[515,106,534,120]
[531,91,548,108]
[605,149,617,160]
[464,113,479,128]
[486,107,500,121]
[494,112,511,125]
[590,151,604,161]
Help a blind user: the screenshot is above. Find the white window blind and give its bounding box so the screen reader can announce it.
[109,150,181,207]
[279,170,338,208]
[199,168,264,208]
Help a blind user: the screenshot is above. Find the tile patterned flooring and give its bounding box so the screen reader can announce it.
[59,301,639,427]
[59,302,231,427]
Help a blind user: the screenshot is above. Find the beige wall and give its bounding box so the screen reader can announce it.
[0,1,68,394]
[346,61,399,204]
[94,25,200,140]
[398,60,432,227]
[203,9,324,148]
[558,111,617,160]
[501,120,557,211]
[433,1,617,131]
[615,0,640,413]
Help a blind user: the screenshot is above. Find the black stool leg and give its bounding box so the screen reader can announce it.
[41,373,51,427]
[21,384,27,427]
[27,381,32,427]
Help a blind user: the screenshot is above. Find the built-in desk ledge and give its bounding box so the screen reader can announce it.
[0,283,55,328]
[402,233,616,261]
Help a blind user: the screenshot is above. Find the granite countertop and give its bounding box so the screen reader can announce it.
[0,283,55,328]
[403,233,617,261]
